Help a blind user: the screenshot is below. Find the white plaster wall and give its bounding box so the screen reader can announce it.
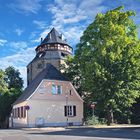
[27,100,83,127]
[30,80,83,102]
[12,80,84,127]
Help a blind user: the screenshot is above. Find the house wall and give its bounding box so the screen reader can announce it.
[27,100,83,127]
[27,80,83,127]
[12,101,28,127]
[12,80,83,127]
[29,80,83,102]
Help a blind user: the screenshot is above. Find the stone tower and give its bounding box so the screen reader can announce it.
[27,28,72,85]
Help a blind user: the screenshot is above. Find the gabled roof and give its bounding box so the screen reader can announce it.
[13,64,69,105]
[41,28,67,45]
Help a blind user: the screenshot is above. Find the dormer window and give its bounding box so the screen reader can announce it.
[39,53,43,58]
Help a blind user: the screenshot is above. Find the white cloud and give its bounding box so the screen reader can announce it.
[15,28,24,36]
[31,0,107,46]
[33,20,47,29]
[8,0,43,14]
[0,47,35,87]
[31,27,51,43]
[63,27,83,45]
[36,0,106,47]
[0,39,7,46]
[49,3,86,25]
[9,41,28,51]
[48,0,106,25]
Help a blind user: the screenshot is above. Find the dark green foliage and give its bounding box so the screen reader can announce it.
[0,67,23,128]
[5,66,23,92]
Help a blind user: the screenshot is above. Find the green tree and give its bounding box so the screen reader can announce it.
[5,66,23,94]
[0,70,8,94]
[0,67,23,128]
[64,6,140,125]
[0,69,9,128]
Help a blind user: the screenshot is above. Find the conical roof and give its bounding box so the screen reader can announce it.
[41,28,67,45]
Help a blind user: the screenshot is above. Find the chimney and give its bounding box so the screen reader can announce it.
[49,33,51,39]
[41,38,43,43]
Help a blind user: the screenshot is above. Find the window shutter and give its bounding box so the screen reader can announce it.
[23,106,26,118]
[12,109,15,118]
[17,108,20,118]
[64,106,67,116]
[21,107,23,118]
[57,85,62,94]
[73,106,76,116]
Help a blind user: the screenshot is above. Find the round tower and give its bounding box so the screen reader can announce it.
[27,28,72,85]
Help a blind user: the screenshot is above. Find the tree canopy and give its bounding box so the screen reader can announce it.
[5,66,23,92]
[0,67,23,128]
[63,6,140,125]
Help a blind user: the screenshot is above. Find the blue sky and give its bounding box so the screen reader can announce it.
[0,0,140,87]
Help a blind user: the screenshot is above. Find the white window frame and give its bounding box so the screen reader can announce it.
[67,106,74,117]
[52,84,57,94]
[52,85,62,95]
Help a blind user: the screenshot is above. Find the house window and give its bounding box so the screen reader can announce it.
[69,90,72,95]
[52,85,57,94]
[64,105,76,117]
[13,106,26,119]
[57,85,62,94]
[52,85,62,95]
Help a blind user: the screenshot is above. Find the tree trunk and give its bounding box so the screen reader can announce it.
[0,117,9,129]
[107,108,114,125]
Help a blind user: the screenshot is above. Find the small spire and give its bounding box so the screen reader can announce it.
[60,34,62,39]
[41,37,43,43]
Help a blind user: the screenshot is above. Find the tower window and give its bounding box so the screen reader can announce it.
[37,63,43,69]
[61,52,66,57]
[27,68,29,73]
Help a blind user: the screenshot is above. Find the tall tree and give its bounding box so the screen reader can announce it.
[0,69,9,128]
[0,67,23,128]
[5,66,23,93]
[64,6,140,125]
[0,70,8,94]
